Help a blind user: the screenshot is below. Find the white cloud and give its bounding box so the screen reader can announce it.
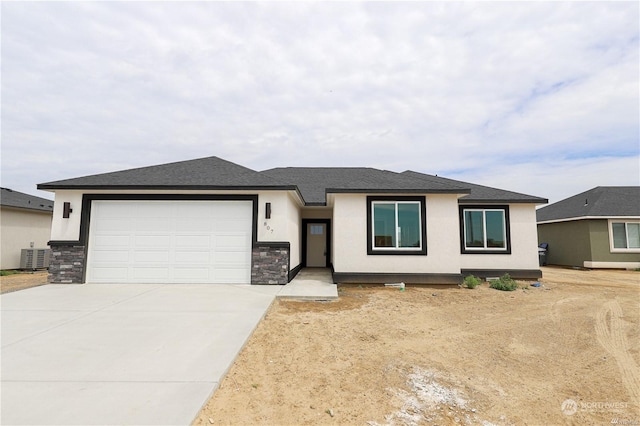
[1,1,637,203]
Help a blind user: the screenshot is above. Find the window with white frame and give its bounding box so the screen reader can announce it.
[610,220,640,251]
[460,206,510,254]
[367,197,426,255]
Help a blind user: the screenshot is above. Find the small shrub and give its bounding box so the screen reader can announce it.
[463,275,481,289]
[0,270,19,277]
[489,274,518,291]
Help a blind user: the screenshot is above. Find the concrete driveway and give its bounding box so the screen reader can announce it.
[1,283,280,425]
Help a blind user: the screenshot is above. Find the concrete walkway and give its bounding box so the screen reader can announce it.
[277,268,338,300]
[1,283,280,425]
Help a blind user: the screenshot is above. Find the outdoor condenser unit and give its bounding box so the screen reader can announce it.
[20,248,51,269]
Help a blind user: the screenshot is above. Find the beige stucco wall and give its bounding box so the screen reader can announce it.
[1,207,53,269]
[461,204,540,270]
[332,193,462,274]
[255,190,302,270]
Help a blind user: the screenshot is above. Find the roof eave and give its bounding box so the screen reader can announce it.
[537,215,640,224]
[1,204,54,213]
[36,184,299,192]
[326,188,471,195]
[459,197,548,205]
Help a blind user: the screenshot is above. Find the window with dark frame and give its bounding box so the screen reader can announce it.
[367,196,427,255]
[459,206,511,254]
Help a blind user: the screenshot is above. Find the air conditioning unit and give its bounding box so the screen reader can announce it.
[20,249,51,269]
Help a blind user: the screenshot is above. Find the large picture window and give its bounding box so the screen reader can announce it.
[459,206,511,254]
[367,196,426,255]
[610,221,640,251]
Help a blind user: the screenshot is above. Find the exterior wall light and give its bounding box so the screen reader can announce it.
[265,202,271,219]
[63,202,73,218]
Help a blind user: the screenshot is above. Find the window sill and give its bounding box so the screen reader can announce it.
[368,249,427,256]
[461,250,511,255]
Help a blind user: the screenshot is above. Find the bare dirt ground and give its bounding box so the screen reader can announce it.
[0,271,47,294]
[194,267,640,426]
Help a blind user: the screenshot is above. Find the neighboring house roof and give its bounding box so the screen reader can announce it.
[260,167,470,205]
[536,186,640,223]
[402,171,548,204]
[1,188,54,212]
[37,157,296,191]
[37,156,547,207]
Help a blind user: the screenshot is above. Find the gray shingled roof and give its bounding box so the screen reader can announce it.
[1,188,54,212]
[37,156,548,207]
[260,167,470,205]
[403,171,548,204]
[537,186,640,222]
[38,157,295,191]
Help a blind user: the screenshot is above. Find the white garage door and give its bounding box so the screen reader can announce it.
[87,200,253,284]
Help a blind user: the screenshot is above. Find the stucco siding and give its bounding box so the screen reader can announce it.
[537,219,640,267]
[589,220,640,263]
[537,220,592,267]
[1,207,52,269]
[461,204,540,270]
[50,191,84,241]
[286,193,301,268]
[332,193,461,274]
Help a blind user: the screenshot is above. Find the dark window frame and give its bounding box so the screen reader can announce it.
[459,205,511,254]
[367,196,427,256]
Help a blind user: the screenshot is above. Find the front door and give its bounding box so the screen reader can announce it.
[306,223,327,267]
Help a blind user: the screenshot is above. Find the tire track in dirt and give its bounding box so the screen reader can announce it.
[594,300,640,404]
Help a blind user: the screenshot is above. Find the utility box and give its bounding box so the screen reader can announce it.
[20,248,51,269]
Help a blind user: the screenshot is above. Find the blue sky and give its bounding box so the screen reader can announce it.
[2,1,638,205]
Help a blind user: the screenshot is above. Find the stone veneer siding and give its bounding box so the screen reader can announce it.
[251,245,289,285]
[48,245,85,284]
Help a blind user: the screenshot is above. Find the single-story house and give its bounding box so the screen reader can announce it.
[537,186,640,269]
[1,188,54,270]
[37,156,547,284]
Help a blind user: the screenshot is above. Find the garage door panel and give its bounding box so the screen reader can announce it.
[134,218,171,231]
[95,218,132,232]
[94,235,130,248]
[132,267,170,280]
[91,250,130,263]
[175,219,212,232]
[214,251,250,265]
[216,234,251,249]
[175,235,211,248]
[87,200,252,284]
[135,203,174,218]
[134,251,170,263]
[174,267,211,280]
[134,235,171,247]
[96,203,134,217]
[174,251,210,263]
[214,268,250,283]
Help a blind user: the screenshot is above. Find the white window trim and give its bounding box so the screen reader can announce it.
[371,201,422,251]
[608,219,640,253]
[463,208,508,251]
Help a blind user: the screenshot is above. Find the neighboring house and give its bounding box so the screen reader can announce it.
[537,187,640,269]
[37,156,547,284]
[0,188,54,269]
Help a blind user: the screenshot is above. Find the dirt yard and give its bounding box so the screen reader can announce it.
[194,267,640,425]
[0,271,47,294]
